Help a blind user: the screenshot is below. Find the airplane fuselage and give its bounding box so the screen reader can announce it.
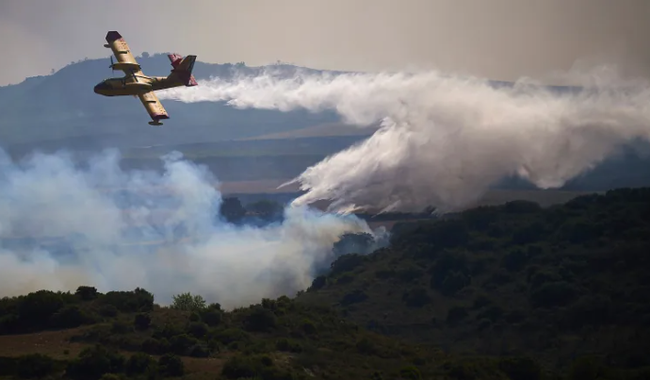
[93,75,186,96]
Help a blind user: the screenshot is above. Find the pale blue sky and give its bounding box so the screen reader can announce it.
[1,0,649,85]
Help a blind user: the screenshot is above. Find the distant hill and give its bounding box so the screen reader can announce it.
[2,54,650,195]
[0,54,344,156]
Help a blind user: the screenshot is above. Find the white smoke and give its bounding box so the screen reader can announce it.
[0,148,373,309]
[158,66,650,213]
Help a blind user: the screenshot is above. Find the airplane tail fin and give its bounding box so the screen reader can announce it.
[167,53,198,86]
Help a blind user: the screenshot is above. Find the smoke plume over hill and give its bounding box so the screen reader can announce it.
[0,148,373,308]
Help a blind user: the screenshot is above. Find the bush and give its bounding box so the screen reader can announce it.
[187,321,209,338]
[75,286,99,301]
[190,344,210,358]
[212,328,251,345]
[476,305,503,323]
[530,281,578,308]
[301,319,317,335]
[340,290,369,306]
[98,305,118,318]
[330,254,367,275]
[18,290,66,326]
[243,306,277,332]
[308,275,328,291]
[101,288,154,313]
[125,352,156,376]
[430,251,470,290]
[568,356,608,380]
[402,287,432,308]
[201,309,222,327]
[66,345,126,380]
[134,313,151,330]
[440,271,471,296]
[397,265,425,283]
[14,354,57,379]
[502,249,529,272]
[111,320,132,334]
[399,365,422,380]
[49,305,95,328]
[356,337,378,355]
[158,354,184,377]
[170,334,198,355]
[276,338,303,353]
[171,292,207,312]
[498,356,542,380]
[446,306,468,325]
[221,354,275,379]
[141,338,170,355]
[472,294,492,309]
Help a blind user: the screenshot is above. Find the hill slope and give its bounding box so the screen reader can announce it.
[0,55,342,154]
[298,187,650,373]
[1,188,650,379]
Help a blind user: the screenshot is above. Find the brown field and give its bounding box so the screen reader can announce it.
[0,327,89,359]
[0,327,232,378]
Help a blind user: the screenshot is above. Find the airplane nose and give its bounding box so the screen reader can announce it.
[94,82,109,94]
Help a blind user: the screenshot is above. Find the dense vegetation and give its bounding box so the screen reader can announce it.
[1,187,649,379]
[300,187,650,378]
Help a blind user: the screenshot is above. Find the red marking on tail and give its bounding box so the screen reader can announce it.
[167,53,198,87]
[168,53,183,68]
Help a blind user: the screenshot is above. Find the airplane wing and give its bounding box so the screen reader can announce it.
[138,90,170,125]
[104,31,143,76]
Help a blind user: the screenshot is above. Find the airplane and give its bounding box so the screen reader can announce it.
[93,31,198,126]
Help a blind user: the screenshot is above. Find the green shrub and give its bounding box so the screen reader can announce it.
[66,345,126,380]
[399,365,422,380]
[75,286,99,301]
[187,321,209,338]
[201,308,223,326]
[308,275,328,291]
[100,288,154,313]
[170,334,198,355]
[98,304,118,318]
[14,354,57,379]
[530,281,578,308]
[446,306,468,324]
[243,306,277,332]
[171,292,207,312]
[158,354,184,377]
[125,352,156,376]
[276,338,303,353]
[133,313,151,330]
[49,305,95,328]
[498,356,542,380]
[221,354,275,379]
[402,287,432,308]
[301,319,317,335]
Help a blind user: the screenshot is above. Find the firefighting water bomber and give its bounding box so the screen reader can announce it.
[93,31,198,125]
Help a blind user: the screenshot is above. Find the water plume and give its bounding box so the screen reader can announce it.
[159,66,650,213]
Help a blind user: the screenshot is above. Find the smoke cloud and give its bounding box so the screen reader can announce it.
[159,66,650,213]
[0,148,374,308]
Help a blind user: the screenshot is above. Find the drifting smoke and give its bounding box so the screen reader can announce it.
[159,66,650,213]
[0,148,375,308]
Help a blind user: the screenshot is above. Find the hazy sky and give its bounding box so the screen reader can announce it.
[1,0,649,86]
